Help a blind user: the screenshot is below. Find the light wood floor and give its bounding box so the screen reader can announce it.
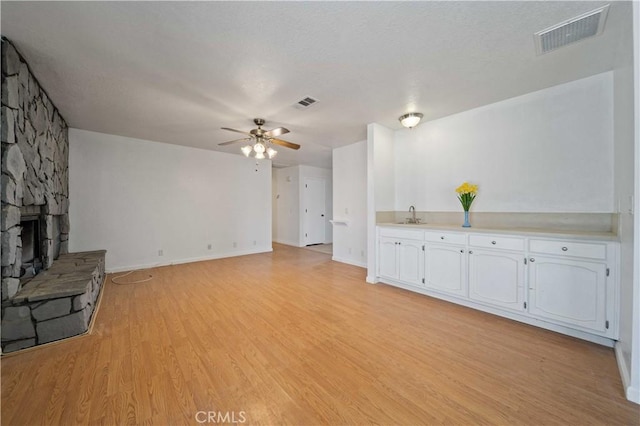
[2,244,638,425]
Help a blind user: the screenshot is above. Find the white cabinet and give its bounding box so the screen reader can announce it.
[375,226,619,344]
[468,249,525,312]
[468,235,526,312]
[527,238,612,335]
[377,230,424,287]
[378,237,400,279]
[424,231,467,297]
[398,240,424,286]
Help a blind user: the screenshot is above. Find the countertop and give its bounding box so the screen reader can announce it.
[377,222,619,242]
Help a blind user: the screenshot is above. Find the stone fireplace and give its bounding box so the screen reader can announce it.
[19,210,43,277]
[1,36,70,300]
[18,205,66,278]
[2,37,105,353]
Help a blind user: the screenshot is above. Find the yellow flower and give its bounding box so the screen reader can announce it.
[456,182,477,195]
[456,182,478,211]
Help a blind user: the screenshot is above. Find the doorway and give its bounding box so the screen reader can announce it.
[304,177,326,246]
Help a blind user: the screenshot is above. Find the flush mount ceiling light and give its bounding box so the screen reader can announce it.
[399,112,423,129]
[218,118,300,160]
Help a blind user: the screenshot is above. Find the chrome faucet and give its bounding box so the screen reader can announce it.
[408,205,419,224]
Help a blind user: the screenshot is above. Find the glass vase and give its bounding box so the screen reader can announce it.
[462,210,471,228]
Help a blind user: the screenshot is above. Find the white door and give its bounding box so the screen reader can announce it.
[304,177,326,245]
[528,256,607,332]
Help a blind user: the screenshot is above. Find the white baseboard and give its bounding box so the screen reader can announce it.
[107,262,160,273]
[331,256,366,269]
[273,239,303,247]
[615,343,640,404]
[106,247,273,273]
[615,343,632,397]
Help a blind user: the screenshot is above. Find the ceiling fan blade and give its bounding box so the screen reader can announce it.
[271,138,300,150]
[221,127,252,136]
[218,137,251,146]
[264,127,290,138]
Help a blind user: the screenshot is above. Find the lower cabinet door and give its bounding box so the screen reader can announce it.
[378,237,398,279]
[468,249,525,311]
[424,244,467,297]
[528,256,607,332]
[397,239,424,287]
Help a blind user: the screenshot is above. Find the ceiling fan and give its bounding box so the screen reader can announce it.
[218,118,300,159]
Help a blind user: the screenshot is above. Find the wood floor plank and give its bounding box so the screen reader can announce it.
[2,243,638,425]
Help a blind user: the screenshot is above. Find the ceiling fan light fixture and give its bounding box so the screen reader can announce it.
[399,112,424,129]
[219,118,301,160]
[253,142,266,154]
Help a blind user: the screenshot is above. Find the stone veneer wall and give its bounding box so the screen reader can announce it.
[1,37,70,300]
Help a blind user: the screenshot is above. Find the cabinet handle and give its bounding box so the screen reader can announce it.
[460,249,464,253]
[491,241,496,245]
[440,236,445,240]
[469,250,473,254]
[561,246,568,251]
[529,258,535,262]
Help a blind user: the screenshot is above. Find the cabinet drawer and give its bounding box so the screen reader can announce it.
[469,234,524,251]
[379,227,423,240]
[424,231,466,245]
[529,239,607,260]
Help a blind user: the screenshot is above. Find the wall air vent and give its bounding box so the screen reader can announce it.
[534,4,609,55]
[294,96,319,110]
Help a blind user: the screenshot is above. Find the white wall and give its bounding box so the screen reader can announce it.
[69,129,272,272]
[371,124,396,211]
[273,167,300,247]
[333,141,367,268]
[395,72,615,213]
[367,123,395,282]
[272,165,332,247]
[612,2,638,403]
[628,0,640,404]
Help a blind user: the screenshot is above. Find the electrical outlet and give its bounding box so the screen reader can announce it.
[361,250,365,257]
[158,249,163,256]
[207,244,212,250]
[253,240,257,246]
[345,207,349,215]
[233,242,237,248]
[348,248,352,254]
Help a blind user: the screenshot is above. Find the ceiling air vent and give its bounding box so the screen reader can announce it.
[534,4,609,55]
[294,96,319,110]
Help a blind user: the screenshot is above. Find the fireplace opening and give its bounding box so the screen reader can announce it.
[20,215,43,278]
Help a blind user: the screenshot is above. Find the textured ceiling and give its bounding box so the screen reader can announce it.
[0,1,632,169]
